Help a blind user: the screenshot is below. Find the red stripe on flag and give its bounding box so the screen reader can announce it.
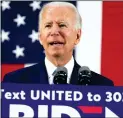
[1,64,24,82]
[78,106,102,114]
[101,2,123,86]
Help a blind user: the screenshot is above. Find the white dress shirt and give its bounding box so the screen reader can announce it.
[45,56,74,84]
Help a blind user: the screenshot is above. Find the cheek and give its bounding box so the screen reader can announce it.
[40,31,49,42]
[64,28,77,37]
[40,29,50,38]
[65,31,77,43]
[40,35,47,47]
[65,30,72,36]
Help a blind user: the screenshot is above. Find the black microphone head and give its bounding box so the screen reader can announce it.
[53,67,68,84]
[78,66,91,85]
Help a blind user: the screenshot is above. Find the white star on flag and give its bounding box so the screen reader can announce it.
[29,1,41,11]
[29,30,39,43]
[12,45,25,59]
[14,14,26,27]
[1,1,11,11]
[1,30,10,42]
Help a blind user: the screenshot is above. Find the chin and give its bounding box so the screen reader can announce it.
[51,52,64,58]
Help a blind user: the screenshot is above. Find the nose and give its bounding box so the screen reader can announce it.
[50,24,60,36]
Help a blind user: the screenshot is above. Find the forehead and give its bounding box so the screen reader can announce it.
[41,5,76,22]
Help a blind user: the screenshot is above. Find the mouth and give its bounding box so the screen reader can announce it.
[49,41,64,46]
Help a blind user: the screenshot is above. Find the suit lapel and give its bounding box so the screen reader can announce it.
[40,61,49,84]
[35,60,49,84]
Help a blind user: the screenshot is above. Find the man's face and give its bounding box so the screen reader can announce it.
[39,6,81,59]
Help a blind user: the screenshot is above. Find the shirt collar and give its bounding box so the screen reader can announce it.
[45,56,74,84]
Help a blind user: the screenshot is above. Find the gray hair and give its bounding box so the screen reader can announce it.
[38,2,82,32]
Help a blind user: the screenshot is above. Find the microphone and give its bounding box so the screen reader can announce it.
[78,66,91,85]
[53,67,68,84]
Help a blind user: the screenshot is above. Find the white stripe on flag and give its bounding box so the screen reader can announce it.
[75,1,102,74]
[24,63,37,68]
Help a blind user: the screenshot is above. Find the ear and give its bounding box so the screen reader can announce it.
[75,29,82,45]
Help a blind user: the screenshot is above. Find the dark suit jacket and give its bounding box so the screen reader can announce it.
[3,60,114,86]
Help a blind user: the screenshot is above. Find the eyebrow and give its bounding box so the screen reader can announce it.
[44,21,68,25]
[59,21,68,24]
[44,22,52,25]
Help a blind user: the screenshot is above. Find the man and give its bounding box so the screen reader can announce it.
[3,2,114,86]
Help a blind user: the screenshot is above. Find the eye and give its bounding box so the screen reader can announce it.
[45,24,51,28]
[59,24,67,28]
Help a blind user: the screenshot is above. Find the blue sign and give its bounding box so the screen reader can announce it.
[1,83,123,117]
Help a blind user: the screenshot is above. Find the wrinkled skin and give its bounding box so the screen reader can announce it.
[39,5,81,66]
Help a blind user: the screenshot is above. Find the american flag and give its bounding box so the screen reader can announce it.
[1,1,123,86]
